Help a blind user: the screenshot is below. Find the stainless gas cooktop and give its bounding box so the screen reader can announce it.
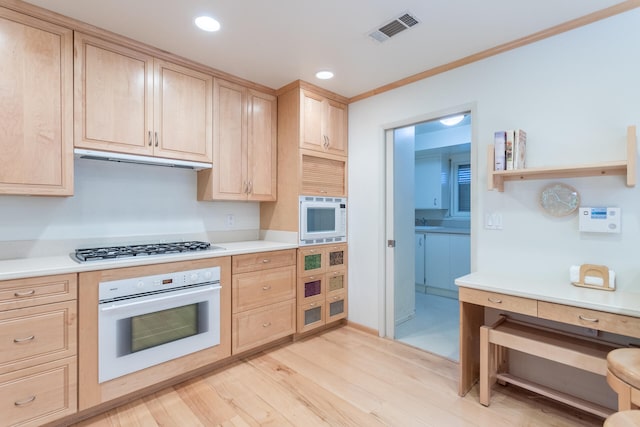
[72,241,219,262]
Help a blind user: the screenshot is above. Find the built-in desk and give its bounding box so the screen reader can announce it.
[456,272,640,414]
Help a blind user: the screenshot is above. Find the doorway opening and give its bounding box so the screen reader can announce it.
[385,111,472,362]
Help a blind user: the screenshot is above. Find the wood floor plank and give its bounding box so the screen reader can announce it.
[71,326,603,427]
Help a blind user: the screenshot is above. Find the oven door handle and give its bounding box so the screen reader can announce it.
[99,285,221,312]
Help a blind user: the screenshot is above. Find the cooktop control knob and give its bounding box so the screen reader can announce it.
[136,281,144,288]
[189,273,199,282]
[204,271,213,280]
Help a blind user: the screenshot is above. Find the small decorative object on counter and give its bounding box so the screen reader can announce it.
[570,264,615,291]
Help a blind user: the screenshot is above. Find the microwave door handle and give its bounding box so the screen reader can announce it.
[99,285,221,312]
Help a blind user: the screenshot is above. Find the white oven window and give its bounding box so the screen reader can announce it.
[131,303,199,353]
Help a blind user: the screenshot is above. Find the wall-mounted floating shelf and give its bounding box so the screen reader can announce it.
[488,125,636,192]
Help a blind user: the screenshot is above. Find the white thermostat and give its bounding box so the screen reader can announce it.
[578,207,620,233]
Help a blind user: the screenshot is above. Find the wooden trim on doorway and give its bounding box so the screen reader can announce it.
[349,0,640,103]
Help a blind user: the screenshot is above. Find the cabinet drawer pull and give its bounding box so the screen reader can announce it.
[148,131,152,146]
[578,315,599,323]
[14,289,35,297]
[309,303,316,307]
[262,322,271,328]
[262,259,270,263]
[154,131,159,147]
[14,335,35,344]
[487,297,502,304]
[262,285,271,291]
[14,395,36,406]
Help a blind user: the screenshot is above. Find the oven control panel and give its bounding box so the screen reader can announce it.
[99,266,221,302]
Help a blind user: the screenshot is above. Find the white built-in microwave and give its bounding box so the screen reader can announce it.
[299,196,347,246]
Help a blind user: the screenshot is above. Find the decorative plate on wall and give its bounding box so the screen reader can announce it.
[539,183,580,217]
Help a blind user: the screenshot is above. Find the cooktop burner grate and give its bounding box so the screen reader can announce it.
[73,241,212,262]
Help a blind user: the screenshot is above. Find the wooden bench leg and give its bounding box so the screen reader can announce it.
[480,325,496,406]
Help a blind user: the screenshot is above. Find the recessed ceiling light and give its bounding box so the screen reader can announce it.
[315,71,334,80]
[195,16,220,32]
[439,115,465,126]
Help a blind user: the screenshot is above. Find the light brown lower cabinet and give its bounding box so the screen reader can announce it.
[0,356,77,427]
[231,250,297,354]
[297,244,348,333]
[0,273,78,426]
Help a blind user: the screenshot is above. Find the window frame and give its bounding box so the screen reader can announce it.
[450,153,471,218]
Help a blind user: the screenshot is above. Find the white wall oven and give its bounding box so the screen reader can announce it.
[98,266,221,383]
[299,196,347,246]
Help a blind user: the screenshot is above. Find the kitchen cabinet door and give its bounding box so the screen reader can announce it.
[449,234,470,291]
[246,89,277,201]
[76,34,213,164]
[415,233,425,286]
[415,154,449,209]
[300,89,348,156]
[199,79,276,201]
[74,33,154,156]
[154,59,212,163]
[0,9,73,196]
[424,233,450,290]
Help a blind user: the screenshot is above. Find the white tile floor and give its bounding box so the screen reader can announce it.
[395,292,460,361]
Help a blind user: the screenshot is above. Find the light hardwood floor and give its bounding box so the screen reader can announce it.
[72,326,602,426]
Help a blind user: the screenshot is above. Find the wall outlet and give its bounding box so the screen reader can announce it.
[226,214,234,227]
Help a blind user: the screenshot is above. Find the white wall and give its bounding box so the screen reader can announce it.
[0,158,259,258]
[348,9,640,331]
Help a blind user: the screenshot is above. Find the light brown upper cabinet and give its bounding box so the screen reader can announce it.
[0,8,73,196]
[300,89,347,156]
[198,79,276,201]
[74,33,212,163]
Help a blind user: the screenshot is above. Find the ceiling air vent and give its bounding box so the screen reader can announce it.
[368,12,420,43]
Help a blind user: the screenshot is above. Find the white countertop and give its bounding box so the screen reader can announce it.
[0,240,298,282]
[415,226,470,235]
[456,272,640,318]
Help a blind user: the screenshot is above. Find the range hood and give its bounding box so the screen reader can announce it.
[74,149,212,171]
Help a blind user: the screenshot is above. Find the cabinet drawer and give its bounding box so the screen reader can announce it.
[232,265,296,313]
[0,300,77,375]
[0,356,77,427]
[297,300,325,333]
[0,274,77,311]
[326,292,347,323]
[297,274,325,304]
[232,300,295,354]
[326,269,347,297]
[232,249,296,274]
[298,247,326,276]
[459,287,537,317]
[538,301,640,338]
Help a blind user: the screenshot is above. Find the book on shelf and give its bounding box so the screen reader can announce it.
[494,128,527,171]
[494,131,506,171]
[505,130,515,170]
[513,129,527,169]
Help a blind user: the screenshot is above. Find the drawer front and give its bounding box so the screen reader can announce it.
[232,265,296,313]
[232,249,296,274]
[0,274,77,311]
[0,356,77,427]
[297,274,325,303]
[326,269,347,297]
[232,299,295,354]
[326,292,347,323]
[538,301,640,338]
[0,301,77,374]
[459,287,537,316]
[298,247,326,276]
[297,300,325,333]
[326,244,347,270]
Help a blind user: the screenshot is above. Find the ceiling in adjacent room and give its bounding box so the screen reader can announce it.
[23,0,631,98]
